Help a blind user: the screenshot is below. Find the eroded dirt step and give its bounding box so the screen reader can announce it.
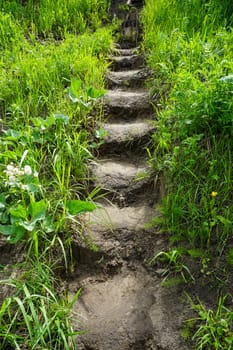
[112,47,139,56]
[88,157,154,202]
[97,120,154,154]
[110,54,144,71]
[103,90,153,120]
[68,264,190,350]
[72,202,159,259]
[106,68,149,90]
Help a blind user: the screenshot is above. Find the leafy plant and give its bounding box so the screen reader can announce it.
[149,249,194,283]
[187,294,233,350]
[0,261,81,349]
[0,159,48,245]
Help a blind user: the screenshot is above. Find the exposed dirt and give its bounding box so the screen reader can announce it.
[0,4,197,350]
[65,3,193,349]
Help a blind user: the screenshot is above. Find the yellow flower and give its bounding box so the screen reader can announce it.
[211,191,218,197]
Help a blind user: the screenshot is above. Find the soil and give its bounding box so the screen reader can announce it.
[0,3,215,350]
[65,4,194,350]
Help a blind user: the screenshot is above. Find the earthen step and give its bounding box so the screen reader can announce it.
[101,120,155,148]
[112,47,139,56]
[83,203,158,237]
[72,202,160,264]
[103,90,152,120]
[72,267,157,350]
[106,69,149,89]
[89,158,152,198]
[110,54,144,71]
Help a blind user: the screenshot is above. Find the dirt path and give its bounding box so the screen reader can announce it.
[67,4,192,350]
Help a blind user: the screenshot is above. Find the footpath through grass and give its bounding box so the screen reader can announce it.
[142,0,233,348]
[0,1,113,348]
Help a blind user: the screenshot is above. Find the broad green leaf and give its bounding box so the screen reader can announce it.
[29,199,47,222]
[41,215,55,233]
[0,194,6,209]
[3,129,21,139]
[19,221,36,232]
[32,130,43,143]
[66,200,96,215]
[8,225,26,243]
[68,79,82,103]
[68,89,90,108]
[68,88,79,103]
[0,211,8,224]
[0,224,25,243]
[43,115,56,128]
[0,224,14,235]
[70,79,82,93]
[25,183,40,193]
[10,204,27,220]
[86,86,105,99]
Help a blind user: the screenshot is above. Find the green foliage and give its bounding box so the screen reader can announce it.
[0,0,110,38]
[0,1,112,346]
[0,261,80,349]
[143,2,233,346]
[0,12,24,50]
[150,249,195,283]
[143,0,233,252]
[188,294,233,350]
[0,12,112,247]
[0,28,112,125]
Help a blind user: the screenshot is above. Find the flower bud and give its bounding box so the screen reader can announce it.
[24,165,32,176]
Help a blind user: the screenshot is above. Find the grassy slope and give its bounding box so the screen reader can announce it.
[142,0,233,348]
[0,1,113,348]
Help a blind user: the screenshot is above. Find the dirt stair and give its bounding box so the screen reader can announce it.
[107,68,149,90]
[68,3,191,350]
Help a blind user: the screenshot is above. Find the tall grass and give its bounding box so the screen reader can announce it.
[142,0,233,345]
[0,0,112,346]
[142,0,233,249]
[0,260,80,349]
[0,0,110,38]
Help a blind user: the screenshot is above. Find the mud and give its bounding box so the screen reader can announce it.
[67,3,192,349]
[0,2,194,349]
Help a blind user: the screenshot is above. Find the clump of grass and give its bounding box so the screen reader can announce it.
[0,260,81,349]
[0,0,110,38]
[143,1,233,346]
[0,0,112,346]
[142,0,233,253]
[187,294,233,350]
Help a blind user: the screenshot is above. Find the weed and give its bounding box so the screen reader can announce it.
[142,0,233,255]
[0,260,81,349]
[149,249,195,283]
[0,1,112,346]
[187,294,233,350]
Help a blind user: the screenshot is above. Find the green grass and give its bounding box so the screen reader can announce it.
[187,294,233,350]
[142,0,233,253]
[0,0,110,38]
[0,0,113,347]
[0,260,81,349]
[142,0,233,348]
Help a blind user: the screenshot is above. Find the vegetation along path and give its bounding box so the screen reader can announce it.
[1,0,232,349]
[67,3,189,349]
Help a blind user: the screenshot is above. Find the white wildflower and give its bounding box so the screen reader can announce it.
[8,175,16,183]
[6,164,15,172]
[34,171,39,177]
[24,165,32,176]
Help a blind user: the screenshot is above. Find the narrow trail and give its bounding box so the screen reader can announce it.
[68,3,191,349]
